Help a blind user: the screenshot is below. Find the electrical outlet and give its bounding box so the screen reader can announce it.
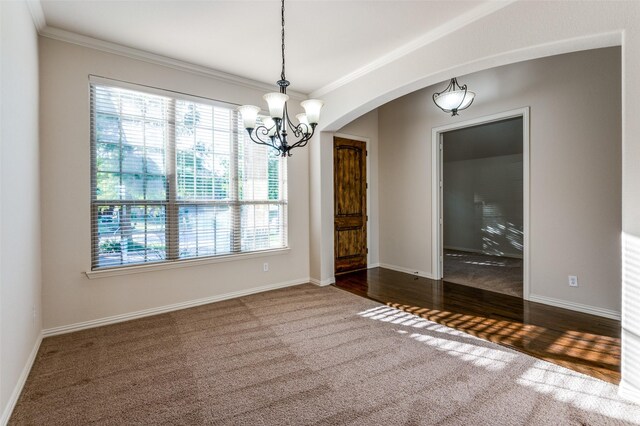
[568,275,578,287]
[263,262,269,272]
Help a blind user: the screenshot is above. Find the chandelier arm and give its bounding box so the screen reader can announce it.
[287,117,306,139]
[247,126,282,154]
[464,96,475,110]
[292,125,306,139]
[288,128,315,150]
[434,78,455,97]
[282,105,311,139]
[289,137,310,150]
[288,136,309,149]
[254,124,276,142]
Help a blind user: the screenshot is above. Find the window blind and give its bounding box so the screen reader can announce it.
[90,79,287,270]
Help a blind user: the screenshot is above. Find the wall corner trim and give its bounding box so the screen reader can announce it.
[310,277,335,287]
[528,294,621,320]
[42,278,311,337]
[0,334,43,426]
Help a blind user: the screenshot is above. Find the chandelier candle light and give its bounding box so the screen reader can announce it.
[432,77,476,116]
[238,0,324,157]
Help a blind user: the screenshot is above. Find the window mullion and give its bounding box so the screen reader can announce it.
[231,114,241,253]
[166,99,179,260]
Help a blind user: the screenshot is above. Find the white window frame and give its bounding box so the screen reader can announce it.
[87,76,289,278]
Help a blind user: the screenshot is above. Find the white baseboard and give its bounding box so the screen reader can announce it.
[368,263,381,269]
[42,278,310,337]
[1,334,42,426]
[444,246,523,259]
[310,277,335,287]
[378,263,435,280]
[528,294,621,320]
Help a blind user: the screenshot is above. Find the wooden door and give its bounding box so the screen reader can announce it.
[334,137,367,274]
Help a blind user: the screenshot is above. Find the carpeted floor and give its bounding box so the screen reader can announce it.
[444,249,523,297]
[10,284,639,425]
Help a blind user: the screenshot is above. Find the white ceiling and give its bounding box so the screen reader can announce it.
[39,0,489,94]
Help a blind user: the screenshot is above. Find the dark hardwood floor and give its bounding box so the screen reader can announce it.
[334,267,621,384]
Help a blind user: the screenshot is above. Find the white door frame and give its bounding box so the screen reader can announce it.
[431,107,531,300]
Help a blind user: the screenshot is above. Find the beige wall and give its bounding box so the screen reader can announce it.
[39,37,310,330]
[336,110,380,267]
[379,47,621,314]
[444,154,523,258]
[0,1,42,420]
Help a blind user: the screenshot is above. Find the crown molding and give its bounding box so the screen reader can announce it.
[26,0,46,32]
[310,0,518,98]
[38,25,308,100]
[28,0,514,101]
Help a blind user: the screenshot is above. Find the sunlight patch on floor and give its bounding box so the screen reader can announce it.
[358,306,478,339]
[358,306,515,371]
[518,360,640,423]
[406,332,516,371]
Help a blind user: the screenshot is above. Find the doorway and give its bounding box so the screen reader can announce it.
[334,136,368,274]
[431,108,530,299]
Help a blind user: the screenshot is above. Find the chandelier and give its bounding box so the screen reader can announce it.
[238,0,324,157]
[432,77,475,116]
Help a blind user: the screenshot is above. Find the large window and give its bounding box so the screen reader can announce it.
[90,79,287,270]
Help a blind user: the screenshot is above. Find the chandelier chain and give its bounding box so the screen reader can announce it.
[281,0,286,81]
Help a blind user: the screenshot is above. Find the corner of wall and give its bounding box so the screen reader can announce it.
[0,334,42,425]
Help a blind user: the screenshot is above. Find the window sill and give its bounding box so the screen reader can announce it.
[85,248,291,280]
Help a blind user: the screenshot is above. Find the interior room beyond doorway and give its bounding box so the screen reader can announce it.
[442,117,524,297]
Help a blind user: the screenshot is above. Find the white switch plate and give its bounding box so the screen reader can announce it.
[568,275,578,287]
[263,262,269,272]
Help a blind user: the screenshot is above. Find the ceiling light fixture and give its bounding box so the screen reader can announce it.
[238,0,323,157]
[432,77,475,116]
